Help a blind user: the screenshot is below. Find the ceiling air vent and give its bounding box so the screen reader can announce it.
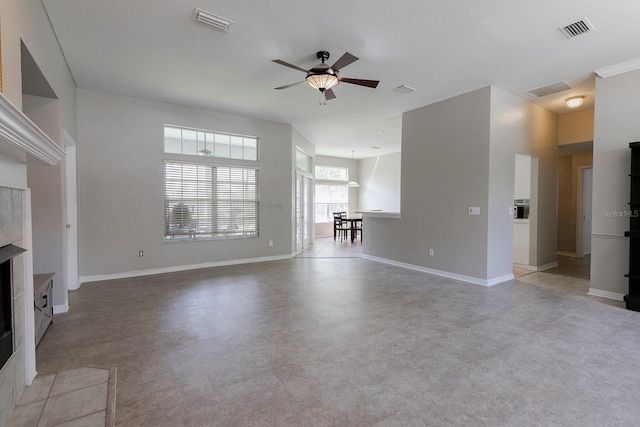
[192,8,234,32]
[395,84,419,93]
[559,17,594,39]
[526,81,572,98]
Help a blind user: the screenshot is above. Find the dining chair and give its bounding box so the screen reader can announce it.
[333,212,350,241]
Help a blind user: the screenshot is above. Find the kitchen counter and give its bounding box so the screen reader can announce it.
[356,211,401,218]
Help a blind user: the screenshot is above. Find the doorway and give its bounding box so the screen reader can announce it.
[513,154,533,272]
[295,172,312,252]
[64,132,79,291]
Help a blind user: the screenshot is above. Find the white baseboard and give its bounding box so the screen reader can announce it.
[362,254,514,286]
[587,288,625,301]
[533,262,559,272]
[80,254,293,285]
[513,263,536,271]
[557,251,577,257]
[53,304,69,314]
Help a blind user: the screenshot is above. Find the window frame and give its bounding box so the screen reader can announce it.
[163,124,260,242]
[314,165,349,224]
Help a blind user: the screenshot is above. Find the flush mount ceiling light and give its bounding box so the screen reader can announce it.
[566,96,585,108]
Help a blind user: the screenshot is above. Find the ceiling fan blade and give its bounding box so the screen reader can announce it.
[271,59,308,73]
[325,88,337,100]
[339,77,379,88]
[331,52,359,71]
[274,81,306,90]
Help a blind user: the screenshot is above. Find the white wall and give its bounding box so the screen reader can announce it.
[77,89,294,278]
[514,154,531,199]
[591,69,640,297]
[359,152,401,212]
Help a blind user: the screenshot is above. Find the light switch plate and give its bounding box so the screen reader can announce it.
[468,207,480,215]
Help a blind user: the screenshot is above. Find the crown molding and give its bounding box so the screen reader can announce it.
[595,58,640,79]
[0,92,64,165]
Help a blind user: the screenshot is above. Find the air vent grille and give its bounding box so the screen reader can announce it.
[395,84,418,93]
[192,8,234,32]
[526,81,572,98]
[559,17,594,39]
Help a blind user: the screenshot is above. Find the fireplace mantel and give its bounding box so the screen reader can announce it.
[0,92,64,166]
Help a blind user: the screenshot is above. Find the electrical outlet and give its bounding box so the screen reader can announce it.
[138,250,144,257]
[268,240,274,247]
[429,248,435,256]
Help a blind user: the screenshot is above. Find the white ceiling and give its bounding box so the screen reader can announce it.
[42,0,640,158]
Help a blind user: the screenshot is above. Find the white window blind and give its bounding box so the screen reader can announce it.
[165,162,259,240]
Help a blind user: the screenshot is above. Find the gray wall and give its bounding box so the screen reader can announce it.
[365,87,492,279]
[23,96,65,308]
[591,69,640,296]
[2,0,78,311]
[364,86,558,283]
[0,1,79,423]
[487,87,558,276]
[77,89,294,278]
[359,152,401,212]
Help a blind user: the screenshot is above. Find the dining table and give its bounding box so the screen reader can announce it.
[342,216,363,243]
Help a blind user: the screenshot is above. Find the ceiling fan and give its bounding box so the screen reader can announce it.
[272,51,379,103]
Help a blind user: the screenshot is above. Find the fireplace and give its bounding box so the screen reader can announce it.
[0,244,26,370]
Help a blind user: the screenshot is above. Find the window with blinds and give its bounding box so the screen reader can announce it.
[164,161,259,240]
[314,166,349,223]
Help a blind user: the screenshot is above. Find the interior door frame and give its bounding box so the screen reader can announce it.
[64,130,79,291]
[576,166,593,258]
[295,170,313,252]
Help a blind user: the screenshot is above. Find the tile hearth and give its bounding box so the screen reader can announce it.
[7,367,116,427]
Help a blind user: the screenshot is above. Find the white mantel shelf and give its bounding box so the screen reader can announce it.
[0,92,65,165]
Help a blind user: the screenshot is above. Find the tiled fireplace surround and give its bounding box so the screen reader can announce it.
[0,187,29,427]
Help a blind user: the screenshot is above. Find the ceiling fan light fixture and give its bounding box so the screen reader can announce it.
[566,96,585,108]
[305,73,339,91]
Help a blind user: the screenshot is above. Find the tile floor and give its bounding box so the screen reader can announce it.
[7,367,116,427]
[296,236,362,258]
[28,256,639,426]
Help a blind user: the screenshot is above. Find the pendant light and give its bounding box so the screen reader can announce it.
[347,150,360,187]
